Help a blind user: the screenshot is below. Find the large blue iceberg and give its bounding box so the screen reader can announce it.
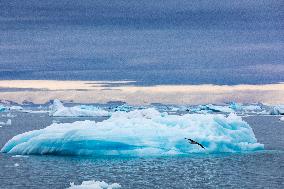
[1,108,263,156]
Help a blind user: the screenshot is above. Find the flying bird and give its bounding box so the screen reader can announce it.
[185,138,205,149]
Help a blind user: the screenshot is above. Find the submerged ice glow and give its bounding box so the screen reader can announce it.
[1,108,263,156]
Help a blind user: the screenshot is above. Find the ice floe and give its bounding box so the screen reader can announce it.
[9,106,24,111]
[14,163,19,167]
[0,105,7,112]
[1,109,263,156]
[197,104,234,113]
[49,99,110,117]
[0,119,11,126]
[68,180,121,189]
[111,104,134,112]
[270,105,284,115]
[1,113,16,118]
[184,103,265,115]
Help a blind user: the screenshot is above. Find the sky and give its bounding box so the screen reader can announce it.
[0,0,283,85]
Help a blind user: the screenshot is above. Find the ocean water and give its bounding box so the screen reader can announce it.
[0,112,283,189]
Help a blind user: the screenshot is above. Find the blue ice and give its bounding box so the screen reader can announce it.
[1,109,264,156]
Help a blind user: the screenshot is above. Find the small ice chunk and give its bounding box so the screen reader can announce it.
[270,105,284,115]
[279,117,284,121]
[12,155,29,158]
[0,105,7,112]
[6,119,11,125]
[68,180,121,189]
[9,106,23,111]
[112,104,134,112]
[0,119,11,126]
[14,163,19,167]
[2,113,16,118]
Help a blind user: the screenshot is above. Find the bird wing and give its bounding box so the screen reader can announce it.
[196,142,205,149]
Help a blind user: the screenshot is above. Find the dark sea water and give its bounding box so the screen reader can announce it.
[0,112,283,189]
[0,0,283,85]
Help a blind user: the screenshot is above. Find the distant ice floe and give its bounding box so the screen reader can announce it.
[1,108,263,156]
[1,104,47,114]
[0,105,7,112]
[68,180,121,189]
[1,113,16,118]
[270,105,284,115]
[0,119,11,126]
[197,104,234,113]
[14,163,19,167]
[184,103,264,115]
[49,99,111,117]
[111,104,134,112]
[9,106,24,111]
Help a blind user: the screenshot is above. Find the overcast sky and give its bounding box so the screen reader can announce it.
[0,0,283,85]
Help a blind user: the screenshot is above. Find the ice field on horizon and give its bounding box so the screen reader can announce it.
[1,99,284,116]
[1,108,264,156]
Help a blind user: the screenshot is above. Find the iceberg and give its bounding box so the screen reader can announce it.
[49,99,111,117]
[111,104,134,112]
[197,104,234,113]
[229,103,263,113]
[242,105,262,112]
[270,105,284,115]
[9,106,24,111]
[14,163,20,167]
[0,105,7,112]
[228,102,243,111]
[185,103,265,115]
[1,113,16,118]
[1,109,263,156]
[0,119,11,126]
[68,180,121,189]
